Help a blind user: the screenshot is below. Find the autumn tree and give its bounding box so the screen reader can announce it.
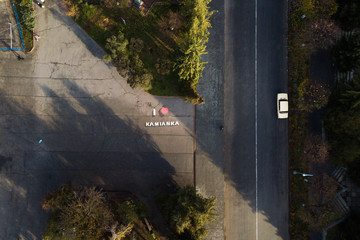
[298,173,338,230]
[298,78,330,112]
[159,11,185,31]
[305,19,341,50]
[310,173,338,201]
[303,134,329,164]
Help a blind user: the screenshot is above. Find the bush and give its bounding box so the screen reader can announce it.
[19,0,35,31]
[157,185,216,240]
[79,3,97,25]
[128,71,153,90]
[42,185,142,240]
[114,198,148,225]
[298,78,330,112]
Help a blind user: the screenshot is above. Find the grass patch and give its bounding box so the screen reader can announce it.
[13,0,34,52]
[63,0,198,98]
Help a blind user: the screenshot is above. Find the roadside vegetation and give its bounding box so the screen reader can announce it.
[288,0,342,238]
[42,185,158,240]
[41,185,216,240]
[63,0,214,103]
[14,0,35,51]
[290,0,360,238]
[156,185,216,240]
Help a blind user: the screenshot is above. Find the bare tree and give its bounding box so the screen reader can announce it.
[305,19,341,50]
[159,11,184,31]
[303,134,329,164]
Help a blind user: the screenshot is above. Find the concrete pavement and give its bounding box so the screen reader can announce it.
[0,1,194,239]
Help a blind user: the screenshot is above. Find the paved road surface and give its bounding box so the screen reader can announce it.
[223,0,289,239]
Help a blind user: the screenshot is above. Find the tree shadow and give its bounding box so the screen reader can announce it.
[0,79,179,239]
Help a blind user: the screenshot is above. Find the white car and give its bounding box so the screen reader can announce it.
[277,93,288,119]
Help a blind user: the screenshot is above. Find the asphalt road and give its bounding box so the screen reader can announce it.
[224,0,289,239]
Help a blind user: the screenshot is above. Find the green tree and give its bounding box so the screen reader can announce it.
[129,38,144,53]
[333,34,360,73]
[313,0,338,19]
[339,78,360,109]
[157,185,216,240]
[325,80,360,165]
[176,37,207,87]
[104,32,129,62]
[334,0,360,31]
[175,0,214,103]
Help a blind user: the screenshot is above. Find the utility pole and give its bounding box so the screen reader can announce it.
[9,23,12,49]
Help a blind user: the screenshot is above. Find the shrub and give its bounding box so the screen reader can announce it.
[79,3,97,25]
[157,185,216,240]
[19,0,35,31]
[298,78,330,112]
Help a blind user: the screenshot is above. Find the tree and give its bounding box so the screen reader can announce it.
[340,78,360,109]
[298,199,337,230]
[325,79,360,165]
[42,185,135,240]
[298,78,330,112]
[159,11,184,31]
[303,134,329,164]
[305,19,341,50]
[174,0,214,103]
[333,34,360,73]
[157,185,216,240]
[175,37,207,87]
[298,173,338,231]
[129,38,144,53]
[309,173,337,201]
[103,32,129,62]
[313,0,338,19]
[334,0,360,31]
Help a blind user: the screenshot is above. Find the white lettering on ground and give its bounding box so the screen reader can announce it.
[145,121,180,127]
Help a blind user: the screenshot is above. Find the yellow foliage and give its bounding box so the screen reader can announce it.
[301,0,315,18]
